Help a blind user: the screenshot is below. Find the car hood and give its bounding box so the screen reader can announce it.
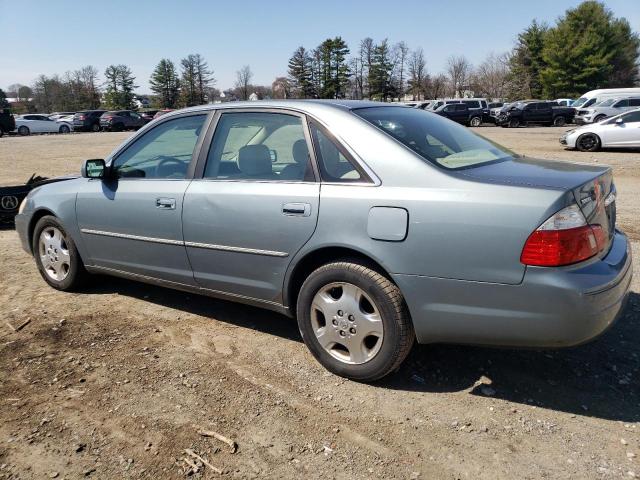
[455,156,610,191]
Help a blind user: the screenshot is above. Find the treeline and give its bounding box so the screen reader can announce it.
[285,1,639,101]
[2,1,638,114]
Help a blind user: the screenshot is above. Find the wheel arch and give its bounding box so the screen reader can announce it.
[284,245,395,311]
[27,208,57,254]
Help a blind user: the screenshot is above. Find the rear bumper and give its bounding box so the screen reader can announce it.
[394,230,632,347]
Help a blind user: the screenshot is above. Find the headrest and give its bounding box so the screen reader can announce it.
[292,139,309,164]
[238,145,272,176]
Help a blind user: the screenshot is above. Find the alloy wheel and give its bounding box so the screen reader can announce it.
[38,226,71,282]
[310,282,384,365]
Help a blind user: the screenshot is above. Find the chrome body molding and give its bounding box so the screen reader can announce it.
[80,228,288,257]
[84,264,289,315]
[184,241,289,257]
[80,228,184,246]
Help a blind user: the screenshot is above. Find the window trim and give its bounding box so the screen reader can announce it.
[192,107,321,184]
[106,111,213,181]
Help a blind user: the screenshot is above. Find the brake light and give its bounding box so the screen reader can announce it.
[521,204,606,267]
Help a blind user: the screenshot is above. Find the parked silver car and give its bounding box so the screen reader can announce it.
[575,97,640,124]
[15,100,632,381]
[561,108,640,151]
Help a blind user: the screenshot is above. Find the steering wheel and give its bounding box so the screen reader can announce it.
[154,156,186,178]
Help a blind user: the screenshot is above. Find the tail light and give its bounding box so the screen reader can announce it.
[521,204,606,267]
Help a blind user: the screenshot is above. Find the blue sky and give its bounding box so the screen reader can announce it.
[0,0,638,93]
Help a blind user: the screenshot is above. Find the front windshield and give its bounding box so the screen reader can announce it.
[573,97,588,107]
[595,98,616,107]
[354,106,515,170]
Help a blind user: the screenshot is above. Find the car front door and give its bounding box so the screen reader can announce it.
[601,111,640,147]
[76,112,209,284]
[182,109,320,304]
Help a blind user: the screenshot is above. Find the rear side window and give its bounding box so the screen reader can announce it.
[463,100,480,108]
[309,122,364,182]
[614,99,629,108]
[204,112,313,182]
[630,99,640,107]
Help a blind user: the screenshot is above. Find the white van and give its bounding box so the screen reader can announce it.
[572,88,640,109]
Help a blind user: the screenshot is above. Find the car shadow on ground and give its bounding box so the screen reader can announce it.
[85,276,638,422]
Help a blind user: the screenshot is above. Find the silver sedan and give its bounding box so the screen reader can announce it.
[16,100,632,381]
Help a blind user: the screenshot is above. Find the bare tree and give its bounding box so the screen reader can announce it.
[395,41,409,100]
[472,52,511,100]
[426,73,448,99]
[408,48,427,100]
[359,37,374,99]
[446,55,472,98]
[235,65,253,100]
[272,77,291,99]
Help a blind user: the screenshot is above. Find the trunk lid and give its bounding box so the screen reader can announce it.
[457,156,616,256]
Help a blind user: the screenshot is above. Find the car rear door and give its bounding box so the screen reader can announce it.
[182,109,320,304]
[76,112,210,284]
[602,111,640,146]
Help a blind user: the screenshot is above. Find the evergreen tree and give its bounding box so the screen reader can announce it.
[507,20,548,100]
[287,47,315,98]
[313,37,350,99]
[368,39,396,101]
[103,65,137,109]
[540,0,640,97]
[180,54,213,106]
[150,59,180,108]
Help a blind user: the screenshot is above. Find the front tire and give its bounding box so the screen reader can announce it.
[296,261,414,382]
[59,124,70,134]
[91,123,100,132]
[508,118,520,128]
[32,215,87,291]
[594,114,607,123]
[469,116,482,127]
[576,133,601,152]
[18,126,30,136]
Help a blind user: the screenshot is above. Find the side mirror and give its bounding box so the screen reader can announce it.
[81,159,107,179]
[615,117,624,125]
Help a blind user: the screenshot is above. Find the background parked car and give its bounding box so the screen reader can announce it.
[72,110,106,132]
[574,97,640,124]
[489,103,510,122]
[561,108,640,151]
[554,98,574,106]
[14,114,73,135]
[153,109,174,119]
[48,112,75,121]
[496,100,575,127]
[572,88,640,110]
[99,110,148,131]
[139,110,159,122]
[434,103,483,126]
[0,109,15,137]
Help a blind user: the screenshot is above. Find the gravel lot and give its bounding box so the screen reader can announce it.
[0,126,639,479]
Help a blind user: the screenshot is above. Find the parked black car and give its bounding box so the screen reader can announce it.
[0,109,15,137]
[72,110,107,132]
[496,101,575,127]
[0,174,76,222]
[433,103,483,127]
[99,110,148,131]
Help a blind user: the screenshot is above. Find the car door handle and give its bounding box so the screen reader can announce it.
[156,197,176,210]
[282,202,311,217]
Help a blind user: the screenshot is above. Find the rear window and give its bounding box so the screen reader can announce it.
[354,106,514,170]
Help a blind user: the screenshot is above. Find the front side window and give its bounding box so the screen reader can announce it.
[620,111,640,123]
[112,114,206,179]
[614,99,629,108]
[204,112,312,182]
[354,106,515,170]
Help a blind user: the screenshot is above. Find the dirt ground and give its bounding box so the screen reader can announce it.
[0,127,639,480]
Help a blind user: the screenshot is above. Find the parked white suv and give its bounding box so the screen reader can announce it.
[575,97,640,125]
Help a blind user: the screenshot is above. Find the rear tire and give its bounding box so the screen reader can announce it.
[469,116,482,127]
[576,133,601,152]
[296,261,415,382]
[91,123,100,132]
[32,215,88,291]
[18,126,30,136]
[553,116,566,127]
